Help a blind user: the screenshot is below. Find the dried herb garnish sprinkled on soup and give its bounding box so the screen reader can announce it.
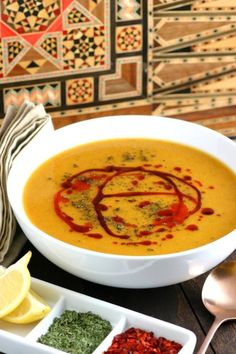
[23,139,236,256]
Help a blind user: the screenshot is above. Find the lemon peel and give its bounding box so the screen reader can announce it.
[3,289,51,324]
[0,251,32,318]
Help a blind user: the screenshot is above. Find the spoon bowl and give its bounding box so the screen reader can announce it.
[203,261,236,314]
[197,260,236,354]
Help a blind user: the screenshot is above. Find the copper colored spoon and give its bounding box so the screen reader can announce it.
[197,260,236,354]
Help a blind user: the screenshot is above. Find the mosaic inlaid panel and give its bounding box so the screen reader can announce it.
[0,0,150,117]
[152,0,236,137]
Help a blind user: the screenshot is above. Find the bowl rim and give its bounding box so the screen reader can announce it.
[54,114,236,147]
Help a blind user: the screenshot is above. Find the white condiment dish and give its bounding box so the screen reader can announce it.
[0,277,196,354]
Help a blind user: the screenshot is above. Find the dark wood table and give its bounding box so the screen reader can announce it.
[18,243,236,354]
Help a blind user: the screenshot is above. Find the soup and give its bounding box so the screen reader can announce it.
[23,139,236,256]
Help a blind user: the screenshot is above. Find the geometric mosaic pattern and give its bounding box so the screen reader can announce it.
[116,0,142,21]
[2,0,60,34]
[3,83,61,111]
[116,25,142,53]
[152,0,236,137]
[0,0,149,117]
[66,78,94,105]
[0,0,110,81]
[1,0,235,139]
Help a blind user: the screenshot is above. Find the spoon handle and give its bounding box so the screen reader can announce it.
[196,316,224,354]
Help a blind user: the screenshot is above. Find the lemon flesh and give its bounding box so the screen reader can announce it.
[3,289,51,324]
[0,251,31,318]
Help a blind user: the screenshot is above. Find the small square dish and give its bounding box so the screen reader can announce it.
[0,277,196,354]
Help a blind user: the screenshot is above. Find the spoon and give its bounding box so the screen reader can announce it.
[197,260,236,354]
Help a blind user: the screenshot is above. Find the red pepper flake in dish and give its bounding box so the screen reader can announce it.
[104,327,182,354]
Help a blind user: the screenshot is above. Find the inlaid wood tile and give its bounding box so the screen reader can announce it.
[0,1,150,117]
[152,0,236,137]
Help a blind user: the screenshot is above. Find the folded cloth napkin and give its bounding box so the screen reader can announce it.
[0,102,53,266]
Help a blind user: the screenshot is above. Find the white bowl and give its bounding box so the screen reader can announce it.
[7,115,236,288]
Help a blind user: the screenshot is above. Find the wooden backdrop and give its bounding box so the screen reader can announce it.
[0,0,236,138]
[153,0,236,137]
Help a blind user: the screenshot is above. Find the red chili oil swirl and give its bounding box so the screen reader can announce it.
[54,165,202,240]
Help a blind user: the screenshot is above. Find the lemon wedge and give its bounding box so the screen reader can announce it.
[0,251,32,318]
[3,289,51,324]
[0,265,5,275]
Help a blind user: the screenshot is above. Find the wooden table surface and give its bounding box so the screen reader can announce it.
[18,243,236,354]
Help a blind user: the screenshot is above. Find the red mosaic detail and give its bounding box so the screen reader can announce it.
[2,0,61,34]
[0,0,110,82]
[0,0,148,119]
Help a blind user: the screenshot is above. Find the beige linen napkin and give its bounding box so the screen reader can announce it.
[0,102,53,266]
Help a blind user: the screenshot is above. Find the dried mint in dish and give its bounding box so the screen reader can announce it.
[37,310,112,354]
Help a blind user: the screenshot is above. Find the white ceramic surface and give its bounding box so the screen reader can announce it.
[0,277,196,354]
[7,115,236,288]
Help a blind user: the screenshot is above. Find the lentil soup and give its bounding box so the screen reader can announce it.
[23,139,236,256]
